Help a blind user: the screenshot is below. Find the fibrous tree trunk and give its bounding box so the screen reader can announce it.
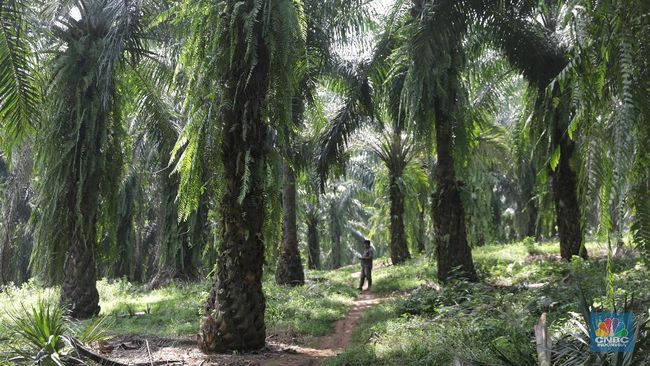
[306,204,320,269]
[389,174,410,264]
[416,205,426,253]
[525,189,539,239]
[544,84,586,260]
[552,125,586,260]
[61,232,101,318]
[276,163,305,285]
[198,0,270,352]
[60,156,102,319]
[149,171,200,289]
[329,203,342,269]
[432,96,477,282]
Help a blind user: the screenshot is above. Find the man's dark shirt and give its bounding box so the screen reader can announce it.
[361,247,374,268]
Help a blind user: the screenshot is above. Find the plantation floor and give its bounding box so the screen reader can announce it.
[98,281,392,365]
[3,240,647,365]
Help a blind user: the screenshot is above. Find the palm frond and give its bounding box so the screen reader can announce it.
[0,0,39,154]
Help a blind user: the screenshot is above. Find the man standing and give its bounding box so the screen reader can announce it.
[358,239,374,291]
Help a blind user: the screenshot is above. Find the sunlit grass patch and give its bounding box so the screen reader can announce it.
[366,256,436,295]
[265,279,356,336]
[96,279,206,336]
[0,280,58,324]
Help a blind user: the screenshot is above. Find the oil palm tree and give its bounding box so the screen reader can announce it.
[324,169,375,269]
[469,2,588,259]
[371,124,415,264]
[305,198,322,269]
[275,0,370,285]
[173,0,303,352]
[396,0,483,281]
[32,0,146,319]
[555,0,650,254]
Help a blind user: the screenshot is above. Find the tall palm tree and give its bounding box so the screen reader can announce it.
[556,0,650,254]
[196,1,271,350]
[275,0,369,285]
[178,0,302,352]
[32,0,146,319]
[471,3,588,259]
[399,0,480,281]
[276,157,305,285]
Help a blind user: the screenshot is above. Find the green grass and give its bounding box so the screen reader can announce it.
[1,239,648,365]
[370,257,437,295]
[0,270,357,339]
[326,239,650,365]
[97,279,206,336]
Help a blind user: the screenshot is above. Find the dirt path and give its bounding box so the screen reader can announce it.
[264,291,387,366]
[103,290,390,366]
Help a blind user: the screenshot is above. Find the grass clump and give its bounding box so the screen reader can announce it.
[265,276,356,336]
[97,279,206,336]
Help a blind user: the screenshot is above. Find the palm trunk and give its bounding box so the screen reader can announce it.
[60,117,104,319]
[198,0,270,351]
[149,176,199,289]
[276,163,305,285]
[549,85,586,260]
[526,194,539,239]
[330,205,342,269]
[389,174,410,264]
[610,200,624,249]
[60,232,100,318]
[114,176,137,279]
[432,97,477,282]
[552,132,586,259]
[0,158,10,285]
[416,202,426,253]
[306,205,320,269]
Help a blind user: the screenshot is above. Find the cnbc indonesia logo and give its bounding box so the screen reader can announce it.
[590,312,635,353]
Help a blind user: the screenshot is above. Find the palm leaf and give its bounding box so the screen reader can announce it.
[0,0,38,153]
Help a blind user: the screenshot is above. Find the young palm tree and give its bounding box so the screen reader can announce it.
[324,173,374,269]
[371,126,414,264]
[32,0,146,319]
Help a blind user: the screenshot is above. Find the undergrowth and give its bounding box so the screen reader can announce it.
[326,240,650,365]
